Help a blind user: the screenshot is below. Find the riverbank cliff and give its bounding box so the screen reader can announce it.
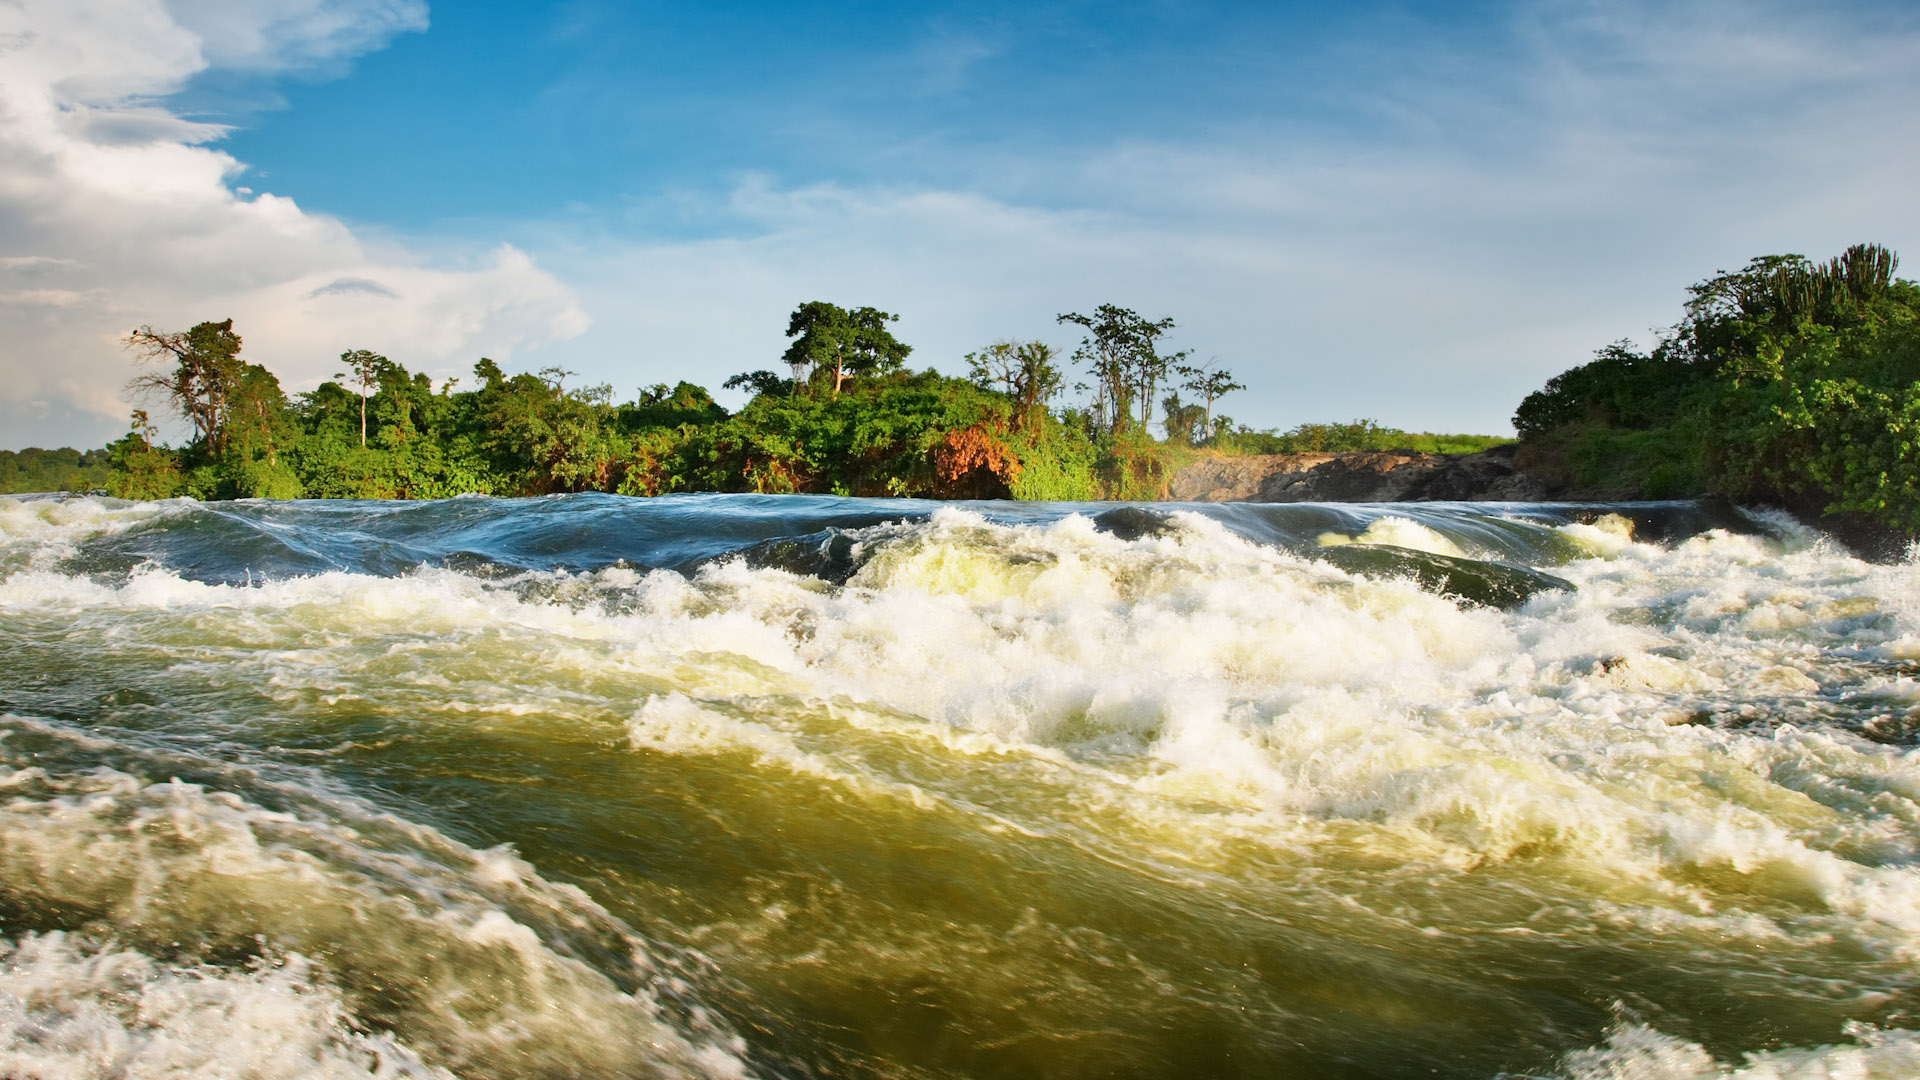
[1168,445,1548,503]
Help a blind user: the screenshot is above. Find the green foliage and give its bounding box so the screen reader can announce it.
[1057,305,1184,434]
[624,382,727,431]
[1514,423,1705,500]
[1514,242,1920,530]
[1212,420,1512,456]
[1007,419,1098,501]
[1,446,114,494]
[1160,392,1208,446]
[689,371,1016,496]
[1393,433,1517,455]
[782,301,912,397]
[1512,341,1710,440]
[88,302,1253,505]
[1094,428,1173,501]
[102,412,179,499]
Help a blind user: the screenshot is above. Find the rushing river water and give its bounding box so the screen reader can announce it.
[2,493,1918,1079]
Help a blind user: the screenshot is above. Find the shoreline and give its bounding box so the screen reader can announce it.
[1164,446,1916,563]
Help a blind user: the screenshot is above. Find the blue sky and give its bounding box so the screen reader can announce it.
[208,2,1491,225]
[3,0,1917,448]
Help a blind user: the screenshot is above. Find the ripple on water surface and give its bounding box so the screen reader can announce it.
[1,493,1919,1079]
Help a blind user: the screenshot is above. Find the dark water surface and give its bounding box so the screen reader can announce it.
[2,493,1917,1079]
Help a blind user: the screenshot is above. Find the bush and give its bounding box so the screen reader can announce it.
[1512,243,1920,529]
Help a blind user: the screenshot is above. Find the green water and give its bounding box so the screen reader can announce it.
[2,495,1917,1079]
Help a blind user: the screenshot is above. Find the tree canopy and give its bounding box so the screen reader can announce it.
[1057,305,1184,433]
[1514,242,1920,530]
[782,301,912,396]
[12,296,1277,503]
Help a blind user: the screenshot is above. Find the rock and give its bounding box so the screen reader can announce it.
[1169,445,1549,504]
[1090,507,1181,541]
[718,529,864,583]
[1166,454,1334,501]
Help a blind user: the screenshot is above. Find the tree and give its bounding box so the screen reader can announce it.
[965,340,1064,429]
[723,369,791,398]
[783,301,912,396]
[1683,244,1899,339]
[106,409,180,499]
[1178,360,1245,442]
[1056,305,1181,433]
[1512,242,1920,527]
[1160,392,1207,445]
[336,349,387,448]
[224,364,296,466]
[125,319,245,452]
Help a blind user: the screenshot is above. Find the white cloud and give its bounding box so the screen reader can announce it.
[534,0,1920,435]
[0,0,586,448]
[3,0,1914,449]
[166,0,430,71]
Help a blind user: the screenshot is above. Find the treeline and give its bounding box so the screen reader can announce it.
[0,447,112,495]
[7,297,1522,504]
[86,302,1281,503]
[1513,242,1920,531]
[1218,421,1510,457]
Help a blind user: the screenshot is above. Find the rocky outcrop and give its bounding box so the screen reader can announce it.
[1167,445,1550,503]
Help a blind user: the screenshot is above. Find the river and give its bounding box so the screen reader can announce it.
[1,493,1916,1079]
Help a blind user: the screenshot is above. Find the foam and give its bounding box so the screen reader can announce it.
[1563,1021,1920,1079]
[0,754,752,1080]
[0,932,452,1079]
[0,495,176,574]
[8,497,1920,1068]
[1316,515,1471,557]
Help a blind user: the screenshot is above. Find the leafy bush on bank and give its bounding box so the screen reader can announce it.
[1514,243,1920,529]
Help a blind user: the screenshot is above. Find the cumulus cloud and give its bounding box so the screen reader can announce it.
[0,0,587,448]
[540,0,1920,434]
[3,0,1913,448]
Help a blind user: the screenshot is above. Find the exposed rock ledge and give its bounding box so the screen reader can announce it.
[1167,444,1549,503]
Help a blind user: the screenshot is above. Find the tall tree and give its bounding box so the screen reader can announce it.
[1178,360,1245,441]
[336,349,387,448]
[224,365,296,466]
[1056,305,1179,432]
[124,319,245,452]
[965,340,1064,429]
[723,370,790,398]
[1160,392,1207,445]
[783,301,912,396]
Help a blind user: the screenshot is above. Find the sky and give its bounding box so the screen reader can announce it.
[3,0,1918,449]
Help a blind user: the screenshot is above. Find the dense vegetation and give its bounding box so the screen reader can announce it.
[1513,243,1920,531]
[15,245,1919,537]
[0,448,112,495]
[48,304,1209,502]
[7,299,1509,503]
[1214,421,1510,457]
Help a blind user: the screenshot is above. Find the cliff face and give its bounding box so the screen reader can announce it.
[1167,445,1549,503]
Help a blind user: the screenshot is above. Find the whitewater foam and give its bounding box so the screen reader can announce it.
[0,736,753,1080]
[6,496,1920,1075]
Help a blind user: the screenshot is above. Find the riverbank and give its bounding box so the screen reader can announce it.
[1167,444,1546,503]
[1165,445,1916,561]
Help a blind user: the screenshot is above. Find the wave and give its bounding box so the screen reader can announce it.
[2,491,1787,584]
[3,493,1917,1077]
[0,715,752,1080]
[1560,1020,1920,1079]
